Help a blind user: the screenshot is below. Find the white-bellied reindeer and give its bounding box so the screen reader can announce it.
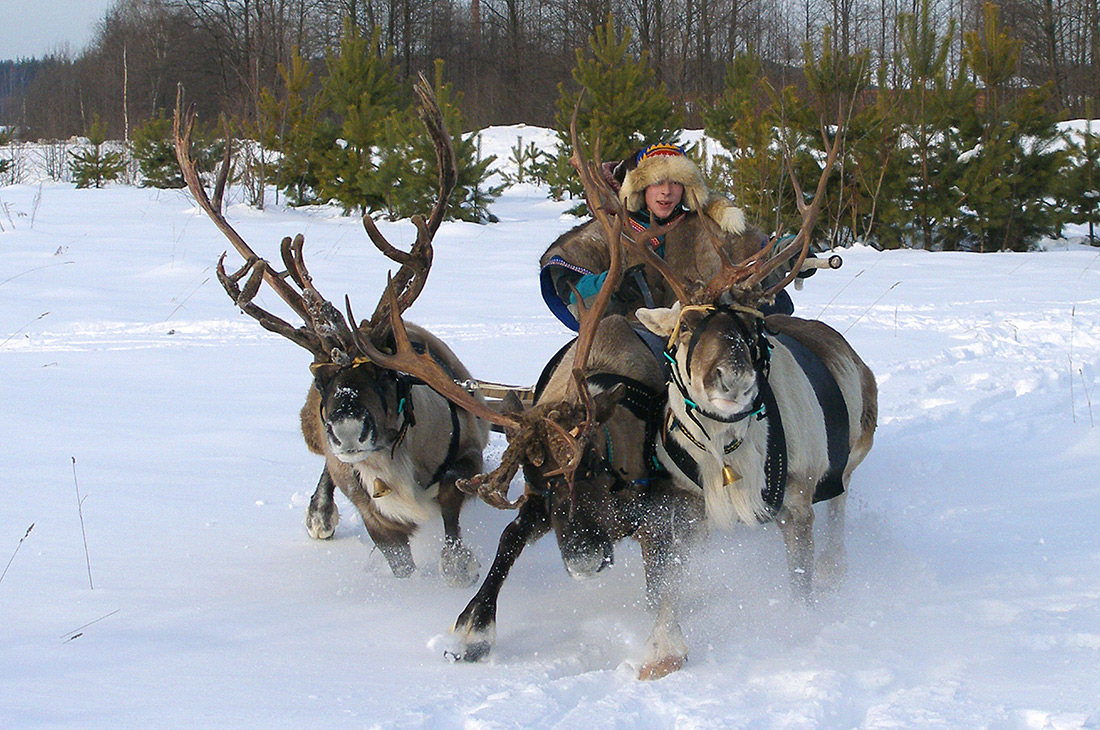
[172,78,488,587]
[627,129,879,601]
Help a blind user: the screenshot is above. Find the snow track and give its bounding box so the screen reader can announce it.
[1,167,1098,728]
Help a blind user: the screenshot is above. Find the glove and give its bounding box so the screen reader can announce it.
[612,264,651,305]
[797,250,817,279]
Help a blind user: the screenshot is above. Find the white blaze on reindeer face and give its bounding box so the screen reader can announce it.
[313,365,396,463]
[691,322,757,417]
[637,303,758,418]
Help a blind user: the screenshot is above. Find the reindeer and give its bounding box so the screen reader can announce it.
[626,130,878,601]
[172,78,488,587]
[340,115,712,679]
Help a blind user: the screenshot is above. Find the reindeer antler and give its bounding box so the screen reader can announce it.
[366,99,640,509]
[174,86,357,362]
[360,74,458,345]
[173,75,458,369]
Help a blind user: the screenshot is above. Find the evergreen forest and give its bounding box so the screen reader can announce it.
[1,0,1099,250]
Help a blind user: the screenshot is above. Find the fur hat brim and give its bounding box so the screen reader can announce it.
[619,151,747,235]
[620,153,708,213]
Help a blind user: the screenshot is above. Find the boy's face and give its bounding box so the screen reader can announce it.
[644,180,684,219]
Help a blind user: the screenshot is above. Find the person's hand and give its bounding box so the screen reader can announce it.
[612,264,649,303]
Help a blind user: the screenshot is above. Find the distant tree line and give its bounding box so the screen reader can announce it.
[2,0,1100,139]
[1,0,1099,250]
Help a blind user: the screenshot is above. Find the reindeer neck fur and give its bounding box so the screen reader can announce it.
[347,384,480,527]
[660,338,774,527]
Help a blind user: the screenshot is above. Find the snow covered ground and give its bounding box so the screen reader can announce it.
[1,127,1099,729]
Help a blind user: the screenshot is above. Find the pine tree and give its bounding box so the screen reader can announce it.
[314,22,401,213]
[131,113,183,188]
[374,61,502,223]
[796,27,871,247]
[1058,112,1100,246]
[132,112,228,191]
[549,15,681,201]
[891,0,958,249]
[0,128,12,181]
[956,3,1066,251]
[703,52,787,230]
[845,65,907,247]
[70,115,127,189]
[255,48,328,206]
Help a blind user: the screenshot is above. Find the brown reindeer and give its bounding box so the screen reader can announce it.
[172,78,488,586]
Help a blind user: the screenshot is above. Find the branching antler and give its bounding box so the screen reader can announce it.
[173,73,457,368]
[361,74,458,344]
[174,86,348,361]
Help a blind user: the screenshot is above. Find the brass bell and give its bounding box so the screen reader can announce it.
[722,465,741,486]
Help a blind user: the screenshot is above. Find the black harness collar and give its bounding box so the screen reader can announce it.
[660,306,788,521]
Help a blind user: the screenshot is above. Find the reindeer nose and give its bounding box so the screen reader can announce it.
[714,364,743,391]
[326,415,375,458]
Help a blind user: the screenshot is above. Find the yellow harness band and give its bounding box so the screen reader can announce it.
[666,303,766,350]
[666,304,715,350]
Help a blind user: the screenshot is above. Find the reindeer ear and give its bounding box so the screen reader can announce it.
[635,302,682,338]
[591,382,626,423]
[501,390,527,416]
[310,362,342,390]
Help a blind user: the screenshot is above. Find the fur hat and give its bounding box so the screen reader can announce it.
[619,143,746,235]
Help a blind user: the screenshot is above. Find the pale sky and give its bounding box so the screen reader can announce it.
[0,0,118,61]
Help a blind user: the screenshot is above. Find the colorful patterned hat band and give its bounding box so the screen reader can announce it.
[634,143,687,165]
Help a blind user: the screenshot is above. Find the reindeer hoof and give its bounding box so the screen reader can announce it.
[447,640,492,663]
[306,503,339,539]
[379,543,416,578]
[638,654,684,680]
[440,542,481,588]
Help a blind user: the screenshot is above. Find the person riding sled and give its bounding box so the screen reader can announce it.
[539,142,807,331]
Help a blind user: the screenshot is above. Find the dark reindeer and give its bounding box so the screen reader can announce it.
[378,108,867,677]
[172,78,488,587]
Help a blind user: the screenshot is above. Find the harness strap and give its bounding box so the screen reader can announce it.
[426,400,463,488]
[773,331,850,504]
[382,340,469,490]
[660,379,787,521]
[758,377,787,518]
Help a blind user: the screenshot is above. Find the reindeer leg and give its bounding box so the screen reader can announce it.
[636,492,704,680]
[815,493,847,590]
[437,465,481,588]
[306,466,340,539]
[449,497,550,663]
[343,484,416,578]
[776,502,815,603]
